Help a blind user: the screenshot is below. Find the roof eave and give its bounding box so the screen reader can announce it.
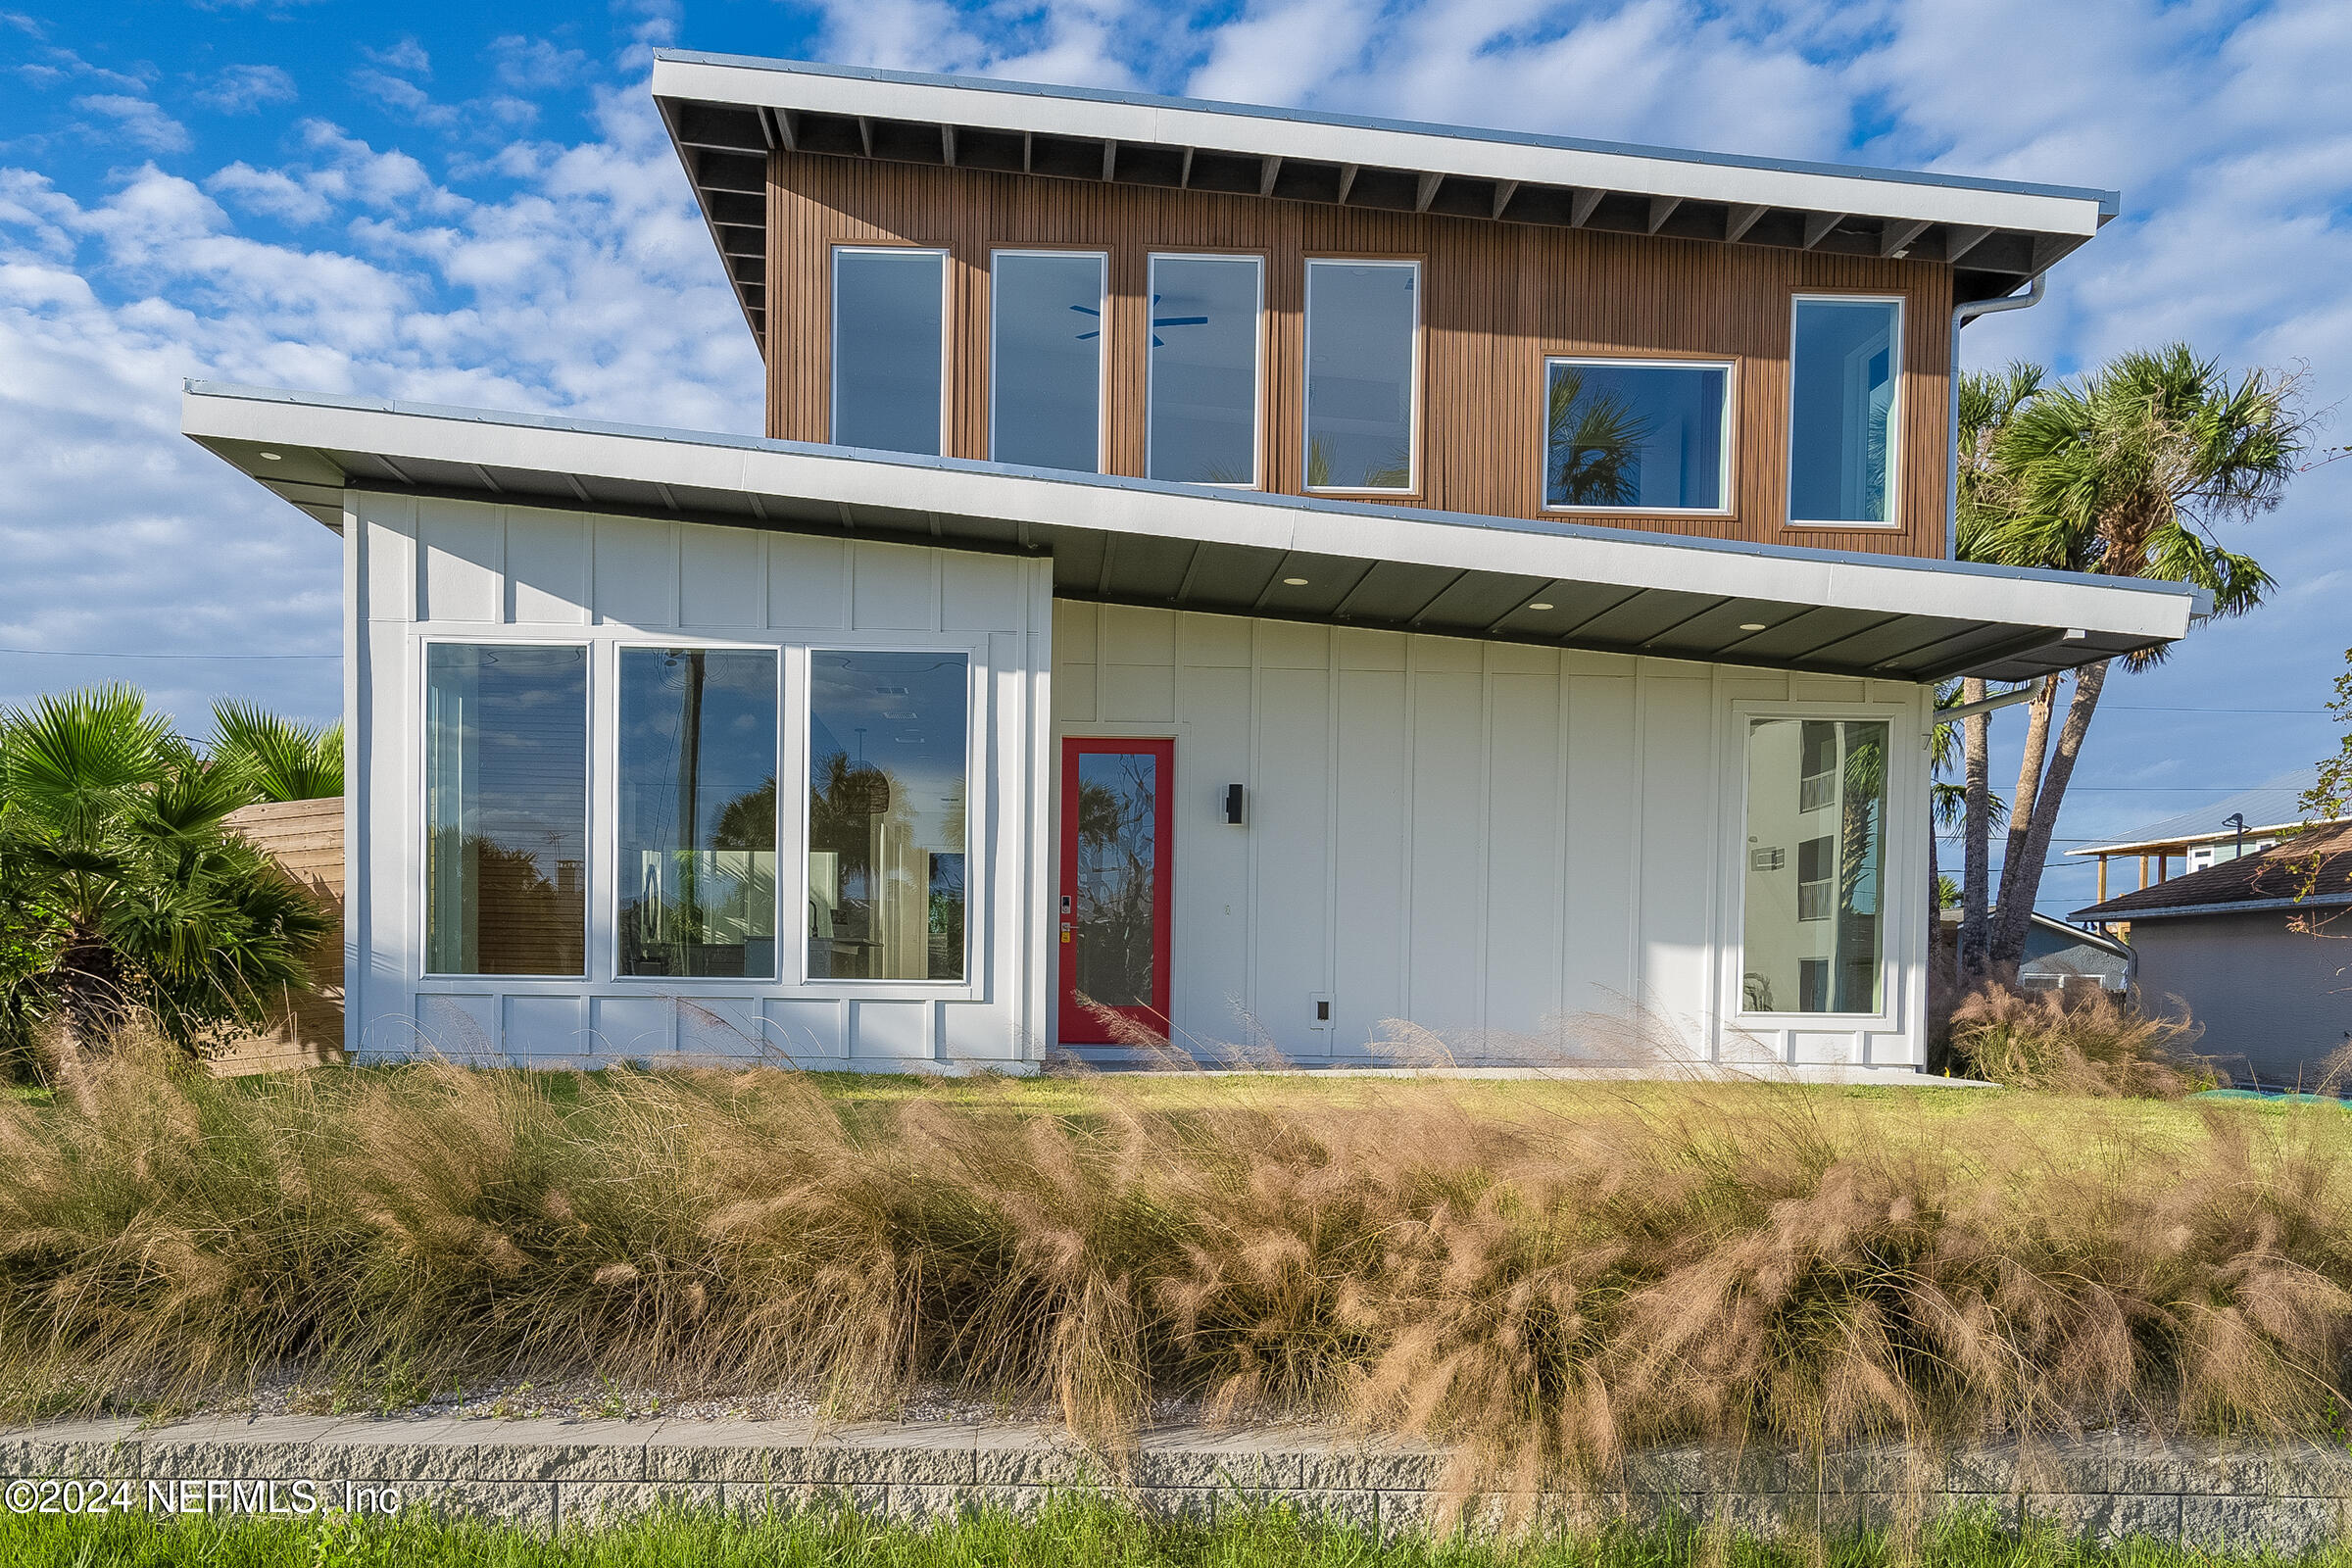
[649,51,2118,353]
[180,380,2201,686]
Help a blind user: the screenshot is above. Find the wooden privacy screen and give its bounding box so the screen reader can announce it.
[765,153,1954,559]
[214,796,344,1075]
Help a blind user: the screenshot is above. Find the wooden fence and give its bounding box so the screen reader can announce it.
[215,796,344,1074]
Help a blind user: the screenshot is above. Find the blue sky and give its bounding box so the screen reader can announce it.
[3,0,2347,917]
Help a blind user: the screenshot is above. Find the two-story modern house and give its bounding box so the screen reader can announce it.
[181,51,2204,1074]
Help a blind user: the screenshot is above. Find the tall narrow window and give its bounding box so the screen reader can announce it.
[616,648,779,979]
[1788,297,1900,524]
[807,651,970,982]
[832,247,946,456]
[1544,360,1732,511]
[992,251,1104,473]
[1147,254,1262,485]
[1304,260,1417,491]
[1741,717,1889,1014]
[424,644,587,976]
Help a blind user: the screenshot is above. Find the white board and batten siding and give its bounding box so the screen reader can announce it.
[1053,602,1934,1067]
[346,492,1054,1070]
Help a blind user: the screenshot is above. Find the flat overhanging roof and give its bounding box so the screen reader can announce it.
[183,381,2201,685]
[651,50,2119,347]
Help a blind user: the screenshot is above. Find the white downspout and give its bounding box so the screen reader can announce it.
[1946,272,2046,558]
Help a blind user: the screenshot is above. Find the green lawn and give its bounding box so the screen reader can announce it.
[2,1501,2339,1568]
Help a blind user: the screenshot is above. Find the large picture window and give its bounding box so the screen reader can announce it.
[1304,260,1417,492]
[424,644,587,976]
[1788,297,1900,525]
[991,251,1105,473]
[1741,717,1888,1014]
[832,247,946,456]
[1147,254,1262,485]
[616,648,778,979]
[807,651,970,982]
[1544,360,1731,512]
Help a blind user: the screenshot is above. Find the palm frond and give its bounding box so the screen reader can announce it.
[208,701,343,802]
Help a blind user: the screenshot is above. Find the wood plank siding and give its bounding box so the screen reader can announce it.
[213,795,344,1074]
[765,152,1954,559]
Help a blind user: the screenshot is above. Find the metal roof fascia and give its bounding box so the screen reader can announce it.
[649,53,2116,231]
[180,380,2201,641]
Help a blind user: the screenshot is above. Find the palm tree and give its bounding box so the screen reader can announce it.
[1956,345,2307,974]
[0,686,330,1063]
[207,700,343,801]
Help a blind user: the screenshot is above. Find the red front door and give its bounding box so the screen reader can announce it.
[1057,738,1174,1045]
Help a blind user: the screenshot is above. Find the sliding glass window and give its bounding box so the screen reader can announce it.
[616,648,779,980]
[423,644,587,977]
[832,247,946,456]
[1788,297,1900,525]
[1304,260,1417,491]
[1146,255,1262,485]
[1740,717,1889,1015]
[807,651,970,982]
[1544,360,1731,512]
[991,251,1104,473]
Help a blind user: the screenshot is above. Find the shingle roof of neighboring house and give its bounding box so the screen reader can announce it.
[2065,767,2324,858]
[2073,824,2352,923]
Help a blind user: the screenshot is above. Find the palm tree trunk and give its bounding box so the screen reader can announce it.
[1958,679,1991,982]
[1989,662,2109,967]
[1991,679,2058,975]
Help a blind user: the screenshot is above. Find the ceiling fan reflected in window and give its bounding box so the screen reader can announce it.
[1068,295,1208,348]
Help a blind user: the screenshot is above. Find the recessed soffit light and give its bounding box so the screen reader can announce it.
[1282,576,1309,586]
[1739,622,1769,632]
[257,451,282,461]
[1526,602,1554,612]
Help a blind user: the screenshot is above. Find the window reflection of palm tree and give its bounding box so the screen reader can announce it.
[1546,368,1652,506]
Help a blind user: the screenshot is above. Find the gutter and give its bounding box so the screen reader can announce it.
[1947,274,2046,559]
[2082,891,2352,924]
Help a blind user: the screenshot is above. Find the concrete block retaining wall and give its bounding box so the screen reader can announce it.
[5,1416,2351,1550]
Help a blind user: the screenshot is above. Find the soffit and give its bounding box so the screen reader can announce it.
[182,381,2199,686]
[650,50,2120,350]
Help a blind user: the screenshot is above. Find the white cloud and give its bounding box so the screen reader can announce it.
[491,35,589,90]
[72,94,192,154]
[194,64,297,115]
[206,163,332,225]
[364,38,431,74]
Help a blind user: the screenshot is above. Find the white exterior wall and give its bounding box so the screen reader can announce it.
[1053,603,1936,1066]
[346,494,1054,1070]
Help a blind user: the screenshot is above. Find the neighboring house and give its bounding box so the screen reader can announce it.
[1938,907,2132,992]
[2064,767,2335,901]
[181,52,2204,1074]
[2075,828,2352,1087]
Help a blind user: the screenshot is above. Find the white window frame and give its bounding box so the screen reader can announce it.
[416,632,595,983]
[830,245,950,457]
[1302,257,1421,496]
[989,248,1108,474]
[1145,252,1265,490]
[1721,698,1921,1037]
[606,638,787,988]
[1785,293,1904,531]
[796,638,988,998]
[1540,354,1737,516]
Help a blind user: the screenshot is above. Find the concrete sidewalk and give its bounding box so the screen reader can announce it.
[3,1413,2347,1546]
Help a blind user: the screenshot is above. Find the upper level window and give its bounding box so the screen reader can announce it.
[1788,297,1900,525]
[807,650,970,983]
[1544,359,1731,512]
[616,648,779,980]
[1304,260,1417,492]
[1147,254,1262,486]
[832,247,946,456]
[1741,717,1888,1015]
[424,643,587,978]
[991,250,1105,473]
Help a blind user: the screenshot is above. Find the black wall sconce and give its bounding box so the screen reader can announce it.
[1224,784,1247,825]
